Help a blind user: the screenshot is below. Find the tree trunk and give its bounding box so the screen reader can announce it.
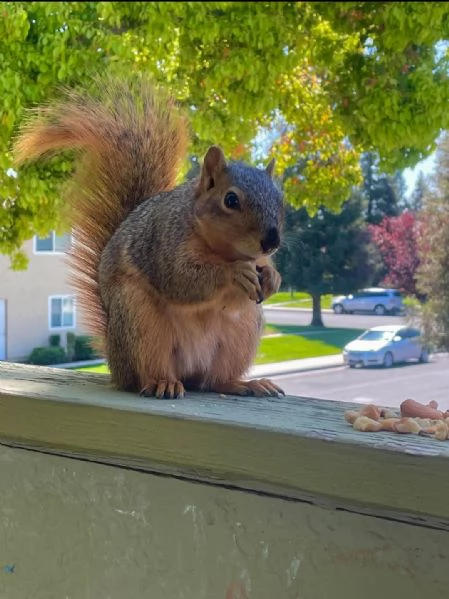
[311,293,324,327]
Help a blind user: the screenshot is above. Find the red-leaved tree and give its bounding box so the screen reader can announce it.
[368,211,422,296]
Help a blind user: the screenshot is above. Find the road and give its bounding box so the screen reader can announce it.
[272,354,449,410]
[263,306,405,330]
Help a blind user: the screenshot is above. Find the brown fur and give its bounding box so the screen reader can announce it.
[105,257,264,395]
[13,75,284,399]
[14,76,188,344]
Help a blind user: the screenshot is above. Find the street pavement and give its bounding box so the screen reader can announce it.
[263,306,405,330]
[264,354,449,411]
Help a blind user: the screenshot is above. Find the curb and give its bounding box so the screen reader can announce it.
[264,306,333,314]
[249,356,344,378]
[52,358,106,369]
[249,361,343,378]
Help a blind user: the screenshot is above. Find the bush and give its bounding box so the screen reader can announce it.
[66,332,76,361]
[74,336,98,361]
[28,346,66,366]
[49,334,61,347]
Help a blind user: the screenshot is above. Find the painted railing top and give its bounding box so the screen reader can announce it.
[1,362,449,527]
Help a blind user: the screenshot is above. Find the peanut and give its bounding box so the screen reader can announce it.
[344,410,361,425]
[400,399,443,420]
[414,418,434,428]
[394,418,421,434]
[379,418,401,432]
[380,408,399,419]
[353,416,382,432]
[359,404,381,421]
[434,421,449,441]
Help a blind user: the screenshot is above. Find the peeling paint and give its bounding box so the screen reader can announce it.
[286,556,301,587]
[260,541,270,560]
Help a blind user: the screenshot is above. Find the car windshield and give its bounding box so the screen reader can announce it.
[358,331,396,342]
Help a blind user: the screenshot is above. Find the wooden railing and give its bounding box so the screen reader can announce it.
[1,362,448,599]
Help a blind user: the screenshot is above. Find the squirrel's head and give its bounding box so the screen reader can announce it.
[193,146,284,262]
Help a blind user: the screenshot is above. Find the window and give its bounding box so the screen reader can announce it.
[35,231,71,254]
[359,330,395,342]
[407,329,421,339]
[49,296,76,329]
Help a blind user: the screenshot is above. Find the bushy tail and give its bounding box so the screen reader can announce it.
[14,75,189,343]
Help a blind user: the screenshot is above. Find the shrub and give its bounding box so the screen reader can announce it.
[74,336,98,361]
[66,332,76,361]
[48,334,61,347]
[28,346,66,366]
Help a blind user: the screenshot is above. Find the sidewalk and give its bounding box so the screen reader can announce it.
[249,354,344,378]
[264,305,333,313]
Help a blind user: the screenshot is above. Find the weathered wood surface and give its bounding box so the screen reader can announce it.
[1,362,449,528]
[2,444,449,599]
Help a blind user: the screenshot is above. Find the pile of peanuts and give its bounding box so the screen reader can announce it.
[344,399,449,441]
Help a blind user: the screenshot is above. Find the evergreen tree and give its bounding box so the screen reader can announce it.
[361,152,401,224]
[275,191,380,326]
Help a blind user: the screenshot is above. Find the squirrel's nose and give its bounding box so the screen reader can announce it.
[261,227,280,254]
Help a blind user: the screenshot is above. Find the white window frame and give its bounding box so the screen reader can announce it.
[48,295,76,331]
[34,231,72,255]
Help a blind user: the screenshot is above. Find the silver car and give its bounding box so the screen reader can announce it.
[332,287,403,315]
[343,325,429,368]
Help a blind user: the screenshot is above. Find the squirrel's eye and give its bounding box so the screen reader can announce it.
[224,191,240,210]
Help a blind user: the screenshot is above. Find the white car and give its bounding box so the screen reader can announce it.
[343,325,429,368]
[332,287,404,315]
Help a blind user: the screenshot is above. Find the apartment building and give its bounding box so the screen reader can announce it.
[0,231,86,362]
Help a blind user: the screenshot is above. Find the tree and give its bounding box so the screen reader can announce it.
[369,212,422,296]
[3,2,449,266]
[361,152,401,224]
[416,133,449,349]
[275,191,380,326]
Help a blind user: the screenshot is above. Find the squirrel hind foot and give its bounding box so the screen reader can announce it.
[140,379,185,400]
[211,379,285,398]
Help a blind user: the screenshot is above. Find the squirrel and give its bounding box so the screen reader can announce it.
[14,76,285,399]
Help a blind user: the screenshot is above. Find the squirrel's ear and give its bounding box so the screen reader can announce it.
[266,158,275,178]
[200,145,227,192]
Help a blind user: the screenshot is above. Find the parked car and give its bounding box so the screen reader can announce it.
[331,287,403,315]
[343,325,429,368]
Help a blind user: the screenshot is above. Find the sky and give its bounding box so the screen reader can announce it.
[403,152,436,198]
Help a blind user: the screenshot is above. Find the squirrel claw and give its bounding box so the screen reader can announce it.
[211,378,285,398]
[140,379,185,399]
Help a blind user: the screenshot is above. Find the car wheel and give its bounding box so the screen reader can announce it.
[374,304,386,316]
[383,351,394,368]
[333,304,344,314]
[419,348,429,363]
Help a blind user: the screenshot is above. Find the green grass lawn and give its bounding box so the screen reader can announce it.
[75,325,362,373]
[264,291,333,310]
[257,325,362,364]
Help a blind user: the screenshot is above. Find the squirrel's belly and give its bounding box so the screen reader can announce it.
[168,304,261,378]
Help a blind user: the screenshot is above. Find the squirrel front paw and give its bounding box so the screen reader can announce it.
[140,379,185,399]
[211,378,285,397]
[231,261,262,302]
[256,265,282,303]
